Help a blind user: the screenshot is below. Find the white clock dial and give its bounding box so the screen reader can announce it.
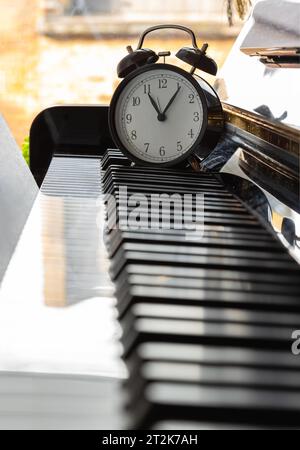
[112,66,205,164]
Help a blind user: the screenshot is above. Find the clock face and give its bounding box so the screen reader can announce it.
[110,64,207,165]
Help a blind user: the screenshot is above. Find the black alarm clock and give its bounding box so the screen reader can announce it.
[109,25,224,167]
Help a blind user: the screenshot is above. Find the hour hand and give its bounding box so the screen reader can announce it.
[148,94,165,121]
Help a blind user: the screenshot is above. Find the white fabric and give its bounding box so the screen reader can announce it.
[0,115,38,283]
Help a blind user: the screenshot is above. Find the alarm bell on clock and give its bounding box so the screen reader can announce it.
[109,25,224,167]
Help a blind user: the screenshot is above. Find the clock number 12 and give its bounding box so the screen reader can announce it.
[159,79,167,89]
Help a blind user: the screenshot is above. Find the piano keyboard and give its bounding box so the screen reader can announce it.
[102,149,300,429]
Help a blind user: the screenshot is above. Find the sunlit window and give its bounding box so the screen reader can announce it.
[0,0,239,147]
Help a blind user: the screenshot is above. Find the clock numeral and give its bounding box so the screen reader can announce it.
[143,84,151,94]
[188,94,195,104]
[177,82,181,89]
[188,129,194,139]
[177,141,183,152]
[159,146,166,156]
[144,143,150,152]
[131,130,137,140]
[193,112,200,122]
[126,113,132,124]
[132,96,141,106]
[158,79,167,89]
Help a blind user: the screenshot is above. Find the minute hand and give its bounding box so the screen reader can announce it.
[162,85,181,116]
[148,93,161,115]
[148,93,166,122]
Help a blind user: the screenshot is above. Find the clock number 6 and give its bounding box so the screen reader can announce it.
[159,146,166,156]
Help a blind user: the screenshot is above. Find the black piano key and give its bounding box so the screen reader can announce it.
[110,213,261,228]
[112,198,241,217]
[123,330,300,427]
[122,264,300,287]
[102,167,222,182]
[102,170,219,185]
[106,229,283,258]
[102,165,220,183]
[128,381,300,428]
[106,196,247,214]
[113,240,295,262]
[106,222,273,239]
[131,343,300,371]
[121,317,294,358]
[108,205,258,222]
[125,242,291,260]
[126,360,300,391]
[104,182,235,197]
[105,194,247,212]
[125,363,300,428]
[105,172,219,186]
[103,175,222,192]
[152,420,272,430]
[121,304,300,369]
[123,303,300,329]
[101,149,300,429]
[102,163,213,175]
[107,199,250,214]
[102,174,221,192]
[116,272,300,296]
[110,244,298,280]
[116,284,300,318]
[101,149,131,170]
[122,311,293,356]
[110,207,260,223]
[105,200,263,227]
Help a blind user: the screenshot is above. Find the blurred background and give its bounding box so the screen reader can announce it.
[0,0,244,147]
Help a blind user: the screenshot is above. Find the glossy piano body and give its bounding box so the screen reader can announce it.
[211,0,300,262]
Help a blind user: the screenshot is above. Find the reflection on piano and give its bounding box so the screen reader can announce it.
[1,0,300,430]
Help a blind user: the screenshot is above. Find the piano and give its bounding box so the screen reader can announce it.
[0,0,300,429]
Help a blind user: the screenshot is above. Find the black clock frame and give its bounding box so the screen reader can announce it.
[109,63,223,167]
